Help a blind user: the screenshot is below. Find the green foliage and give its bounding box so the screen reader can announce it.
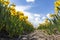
[38,14,60,35]
[0,0,34,38]
[21,21,34,34]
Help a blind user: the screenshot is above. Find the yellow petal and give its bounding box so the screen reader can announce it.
[20,12,24,16]
[3,1,9,5]
[20,16,24,20]
[24,16,28,19]
[55,1,60,7]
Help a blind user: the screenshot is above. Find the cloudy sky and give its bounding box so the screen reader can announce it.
[10,0,55,27]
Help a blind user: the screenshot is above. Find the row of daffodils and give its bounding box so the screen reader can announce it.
[38,0,60,35]
[0,0,34,38]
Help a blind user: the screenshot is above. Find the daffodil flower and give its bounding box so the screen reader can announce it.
[24,16,28,19]
[19,11,24,16]
[20,16,24,20]
[3,1,9,5]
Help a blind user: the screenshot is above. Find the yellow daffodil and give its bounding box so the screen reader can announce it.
[9,4,16,10]
[49,14,54,18]
[24,16,28,19]
[3,1,9,5]
[16,11,24,16]
[43,19,50,27]
[10,10,17,15]
[20,16,24,20]
[10,5,17,15]
[10,6,15,10]
[44,18,48,23]
[55,7,58,11]
[16,11,20,16]
[11,3,16,7]
[4,0,9,1]
[55,1,60,7]
[0,0,3,2]
[19,11,24,16]
[55,7,58,14]
[49,14,57,19]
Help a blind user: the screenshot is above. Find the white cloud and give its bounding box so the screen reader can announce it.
[15,5,41,28]
[15,5,31,11]
[34,14,40,17]
[47,13,54,19]
[35,18,39,21]
[47,13,50,18]
[42,16,46,19]
[24,11,41,27]
[26,0,35,3]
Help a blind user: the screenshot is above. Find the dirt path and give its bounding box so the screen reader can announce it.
[20,30,60,40]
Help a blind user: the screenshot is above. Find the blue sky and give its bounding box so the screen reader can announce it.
[10,0,55,27]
